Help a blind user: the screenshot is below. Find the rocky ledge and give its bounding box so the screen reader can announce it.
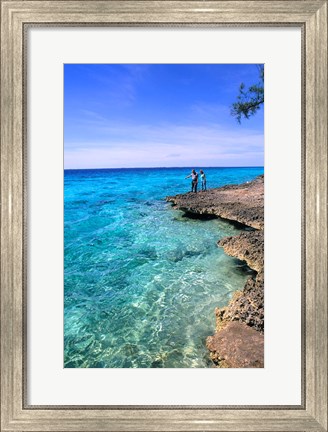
[166,174,263,230]
[166,175,264,368]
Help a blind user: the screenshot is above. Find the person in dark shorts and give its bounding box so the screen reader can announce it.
[200,170,207,191]
[185,169,198,192]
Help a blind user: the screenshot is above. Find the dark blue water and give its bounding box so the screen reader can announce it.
[64,167,263,368]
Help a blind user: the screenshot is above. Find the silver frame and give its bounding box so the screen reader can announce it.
[1,1,327,431]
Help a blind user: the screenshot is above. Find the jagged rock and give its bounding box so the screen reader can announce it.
[166,175,264,367]
[206,321,264,368]
[216,229,264,333]
[218,230,263,273]
[215,270,264,333]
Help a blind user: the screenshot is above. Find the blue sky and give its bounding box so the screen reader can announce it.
[64,64,264,169]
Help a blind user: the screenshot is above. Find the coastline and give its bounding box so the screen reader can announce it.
[166,175,264,368]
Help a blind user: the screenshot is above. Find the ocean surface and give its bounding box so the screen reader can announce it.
[64,167,264,368]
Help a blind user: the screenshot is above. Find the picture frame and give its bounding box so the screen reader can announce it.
[1,1,327,431]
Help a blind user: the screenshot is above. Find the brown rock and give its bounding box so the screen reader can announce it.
[215,230,264,332]
[216,270,264,333]
[218,230,263,272]
[166,175,264,230]
[166,174,265,367]
[206,321,264,368]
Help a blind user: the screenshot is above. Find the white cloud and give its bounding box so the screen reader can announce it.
[65,121,263,168]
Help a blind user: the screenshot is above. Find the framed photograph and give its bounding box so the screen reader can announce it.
[1,1,327,431]
[63,62,265,370]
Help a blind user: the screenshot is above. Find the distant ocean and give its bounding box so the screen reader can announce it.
[64,167,264,368]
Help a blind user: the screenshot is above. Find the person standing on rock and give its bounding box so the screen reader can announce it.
[200,170,207,191]
[185,169,198,193]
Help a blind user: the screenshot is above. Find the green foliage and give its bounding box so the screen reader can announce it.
[231,65,264,123]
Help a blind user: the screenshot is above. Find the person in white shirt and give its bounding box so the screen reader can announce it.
[185,169,199,193]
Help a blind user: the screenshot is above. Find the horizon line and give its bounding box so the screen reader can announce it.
[64,166,264,171]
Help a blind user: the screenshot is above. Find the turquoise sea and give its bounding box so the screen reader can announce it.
[64,167,264,368]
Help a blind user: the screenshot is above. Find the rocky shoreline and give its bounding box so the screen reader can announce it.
[166,175,264,368]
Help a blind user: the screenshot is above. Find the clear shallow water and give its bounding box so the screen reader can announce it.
[64,167,264,368]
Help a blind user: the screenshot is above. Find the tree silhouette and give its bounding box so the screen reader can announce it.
[231,65,264,123]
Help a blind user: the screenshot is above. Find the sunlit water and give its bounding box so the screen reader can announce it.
[64,167,264,368]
